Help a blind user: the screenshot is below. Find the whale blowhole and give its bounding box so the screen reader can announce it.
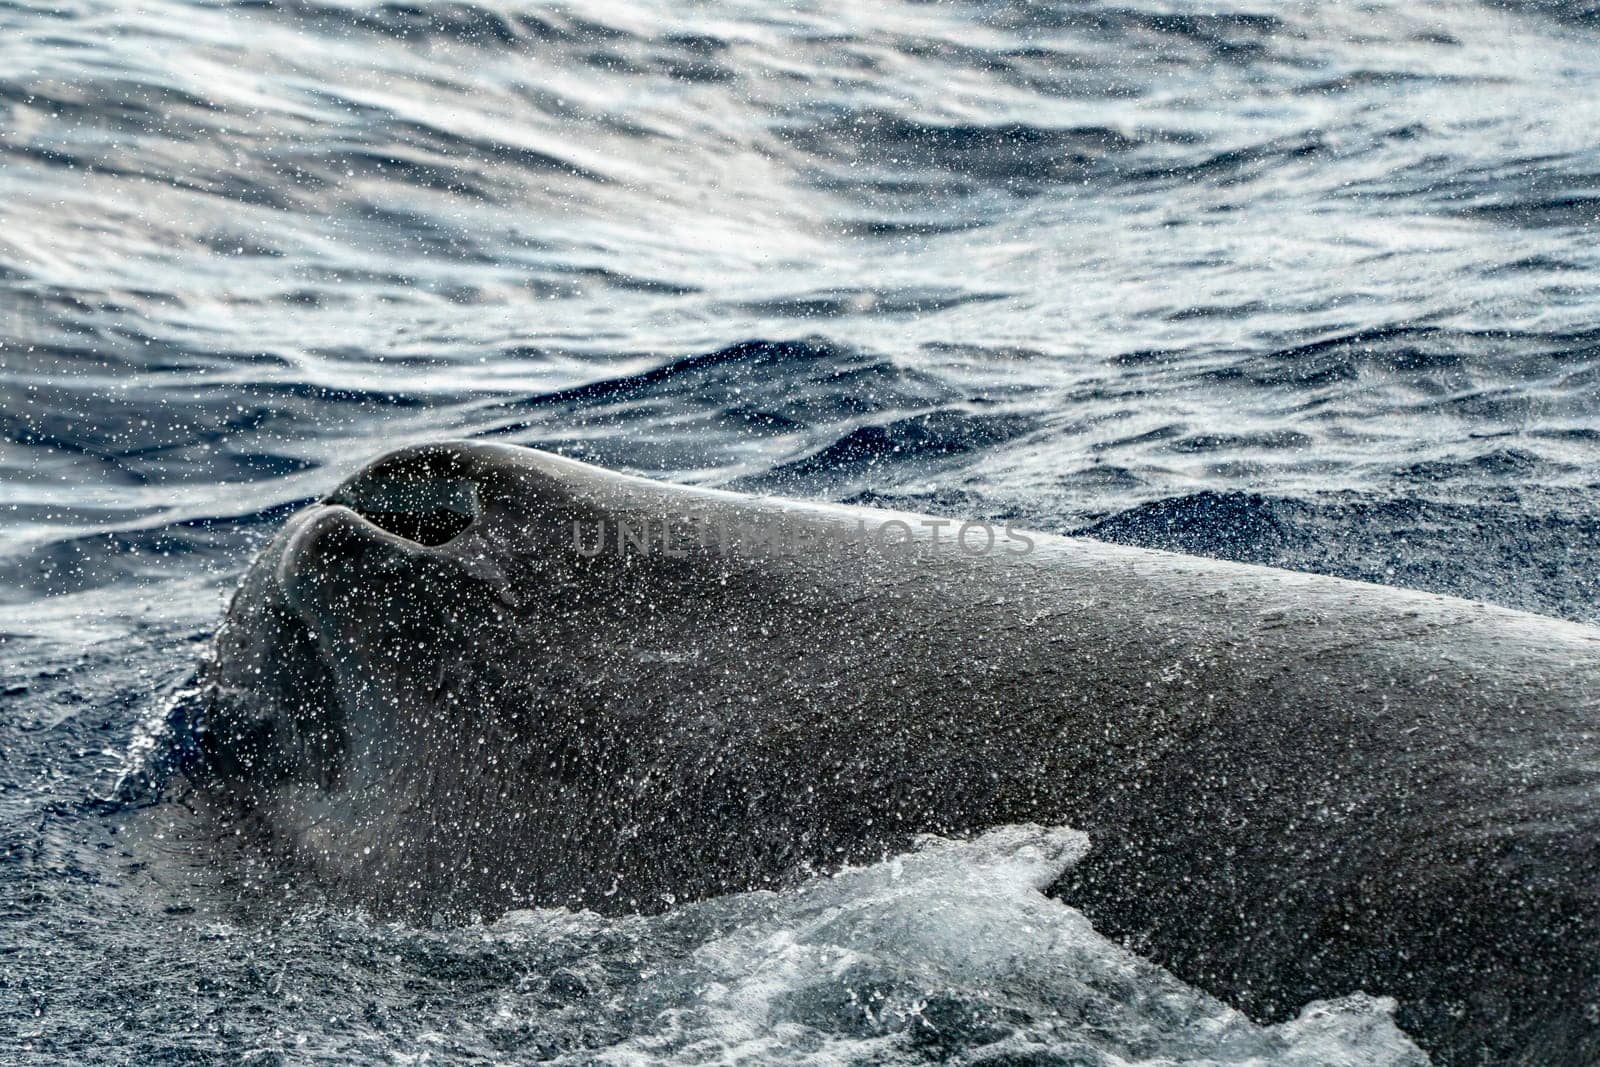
[327,458,481,547]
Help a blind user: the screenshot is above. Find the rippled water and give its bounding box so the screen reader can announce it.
[3,0,1598,1062]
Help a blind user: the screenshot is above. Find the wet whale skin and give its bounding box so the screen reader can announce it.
[198,440,1600,1066]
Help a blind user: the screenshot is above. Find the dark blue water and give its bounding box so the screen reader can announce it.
[2,0,1597,1061]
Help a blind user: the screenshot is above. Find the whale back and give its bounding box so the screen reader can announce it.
[196,441,1600,1064]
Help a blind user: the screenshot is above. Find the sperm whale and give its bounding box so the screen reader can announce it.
[194,440,1600,1065]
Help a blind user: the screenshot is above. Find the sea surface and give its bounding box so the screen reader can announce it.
[2,0,1598,1062]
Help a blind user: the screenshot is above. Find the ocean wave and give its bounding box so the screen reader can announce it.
[1077,490,1600,622]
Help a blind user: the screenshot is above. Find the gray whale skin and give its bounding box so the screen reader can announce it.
[197,440,1600,1065]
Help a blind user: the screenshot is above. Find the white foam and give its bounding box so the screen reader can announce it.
[491,825,1428,1066]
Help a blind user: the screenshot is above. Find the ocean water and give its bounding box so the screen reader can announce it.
[2,0,1598,1062]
